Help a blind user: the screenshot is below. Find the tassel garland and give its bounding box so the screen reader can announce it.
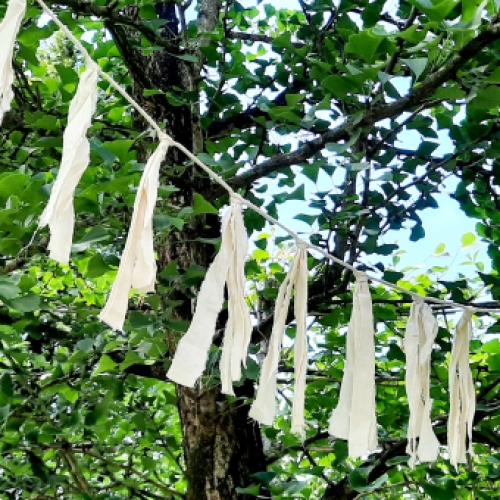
[448,308,476,470]
[39,63,99,264]
[404,298,440,468]
[167,197,252,391]
[0,0,26,126]
[329,271,378,458]
[3,3,487,469]
[98,137,170,331]
[249,245,309,436]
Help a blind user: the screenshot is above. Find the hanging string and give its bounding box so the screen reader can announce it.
[248,244,309,436]
[404,298,440,468]
[448,307,476,470]
[98,137,171,331]
[328,271,378,458]
[39,62,99,263]
[28,1,500,314]
[167,195,252,389]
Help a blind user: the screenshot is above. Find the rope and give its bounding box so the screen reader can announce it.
[33,0,500,314]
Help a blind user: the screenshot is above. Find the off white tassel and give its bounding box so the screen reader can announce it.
[291,244,308,437]
[167,196,252,389]
[0,0,26,126]
[404,298,440,468]
[328,271,378,458]
[39,63,99,263]
[249,245,308,435]
[448,307,476,470]
[98,137,170,331]
[219,201,252,396]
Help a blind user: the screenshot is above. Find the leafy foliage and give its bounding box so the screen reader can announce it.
[1,0,500,498]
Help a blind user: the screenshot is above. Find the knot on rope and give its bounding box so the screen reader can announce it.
[230,193,245,205]
[158,133,174,146]
[354,270,368,282]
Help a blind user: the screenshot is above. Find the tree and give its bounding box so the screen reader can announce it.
[1,0,500,498]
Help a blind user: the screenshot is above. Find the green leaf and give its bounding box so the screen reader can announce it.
[347,162,370,172]
[86,253,113,278]
[120,351,144,371]
[349,468,370,491]
[410,224,425,242]
[76,338,94,352]
[252,471,278,487]
[0,173,29,200]
[321,75,357,97]
[487,353,500,372]
[470,86,500,111]
[435,243,446,254]
[6,294,40,312]
[0,278,21,301]
[0,373,13,397]
[235,484,260,495]
[345,30,383,63]
[461,232,477,247]
[401,57,427,80]
[281,480,307,494]
[92,355,118,376]
[482,339,500,354]
[285,94,305,106]
[101,140,135,163]
[193,193,218,215]
[89,137,118,163]
[294,213,316,225]
[177,54,198,63]
[59,384,79,404]
[72,226,110,253]
[422,484,453,500]
[408,0,460,22]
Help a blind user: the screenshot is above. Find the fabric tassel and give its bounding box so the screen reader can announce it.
[39,63,99,263]
[0,0,26,126]
[404,298,440,468]
[328,271,378,458]
[249,245,308,434]
[291,244,308,437]
[167,197,252,390]
[448,307,476,470]
[98,137,170,331]
[219,201,252,395]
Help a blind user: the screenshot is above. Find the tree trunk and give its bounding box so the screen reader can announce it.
[107,4,268,498]
[177,380,268,500]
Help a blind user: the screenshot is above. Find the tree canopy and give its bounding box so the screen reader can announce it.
[1,0,500,499]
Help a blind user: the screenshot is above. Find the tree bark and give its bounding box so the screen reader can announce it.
[107,3,268,498]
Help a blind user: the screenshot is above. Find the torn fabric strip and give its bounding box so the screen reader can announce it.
[167,198,252,389]
[39,63,99,263]
[448,308,476,471]
[219,201,252,396]
[291,245,308,437]
[328,271,378,458]
[249,246,309,435]
[98,137,170,331]
[0,0,26,126]
[404,298,440,468]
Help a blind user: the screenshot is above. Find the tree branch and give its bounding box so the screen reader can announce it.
[42,0,183,54]
[206,19,500,199]
[227,31,306,49]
